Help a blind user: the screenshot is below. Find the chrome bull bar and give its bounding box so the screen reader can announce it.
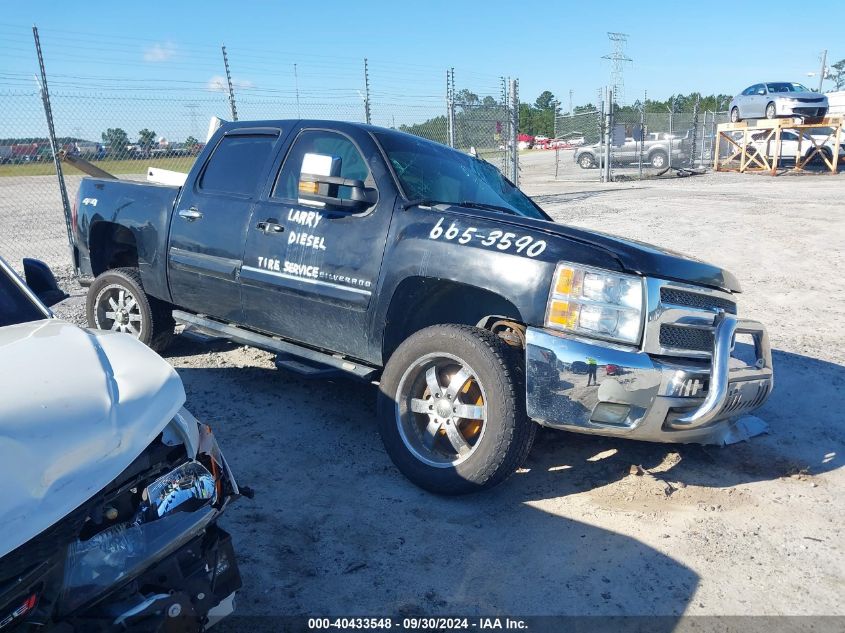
[672,313,773,428]
[524,311,774,444]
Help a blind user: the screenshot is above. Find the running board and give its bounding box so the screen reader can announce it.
[172,310,377,380]
[274,353,343,379]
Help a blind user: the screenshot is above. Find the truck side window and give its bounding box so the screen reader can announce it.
[199,134,278,196]
[273,130,370,205]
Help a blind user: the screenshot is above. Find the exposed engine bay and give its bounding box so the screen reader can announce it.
[0,420,242,632]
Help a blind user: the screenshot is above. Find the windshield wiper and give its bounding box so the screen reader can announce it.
[455,201,518,215]
[402,198,517,215]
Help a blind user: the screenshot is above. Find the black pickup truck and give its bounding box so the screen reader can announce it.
[73,119,774,494]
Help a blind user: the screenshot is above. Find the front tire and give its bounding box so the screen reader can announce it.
[765,102,776,119]
[86,267,175,352]
[731,107,741,123]
[650,149,669,169]
[377,325,536,495]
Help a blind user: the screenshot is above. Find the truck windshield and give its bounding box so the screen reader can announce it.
[0,265,47,327]
[373,131,549,220]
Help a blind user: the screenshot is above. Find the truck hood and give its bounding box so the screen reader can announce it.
[469,210,741,292]
[0,320,186,558]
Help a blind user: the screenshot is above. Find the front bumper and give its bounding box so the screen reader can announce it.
[776,101,828,118]
[66,525,240,632]
[525,314,773,444]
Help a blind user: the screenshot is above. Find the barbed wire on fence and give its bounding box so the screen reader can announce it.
[0,25,518,271]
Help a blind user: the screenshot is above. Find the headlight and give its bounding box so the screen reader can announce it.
[545,262,644,344]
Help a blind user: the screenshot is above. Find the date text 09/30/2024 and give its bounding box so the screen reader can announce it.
[307,617,529,630]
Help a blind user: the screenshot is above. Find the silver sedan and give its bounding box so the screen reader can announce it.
[729,82,828,122]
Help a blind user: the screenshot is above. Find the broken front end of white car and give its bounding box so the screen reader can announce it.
[0,256,245,632]
[1,413,242,632]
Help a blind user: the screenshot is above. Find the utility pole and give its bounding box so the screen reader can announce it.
[508,78,519,185]
[605,88,613,183]
[568,88,573,116]
[639,89,646,179]
[185,103,199,138]
[221,44,238,121]
[32,25,74,271]
[596,87,604,182]
[446,67,456,148]
[363,58,371,125]
[293,63,301,118]
[818,49,828,92]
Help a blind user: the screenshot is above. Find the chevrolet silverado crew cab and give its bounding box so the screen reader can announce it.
[72,119,774,495]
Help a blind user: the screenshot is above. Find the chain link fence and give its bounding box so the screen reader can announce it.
[0,29,519,272]
[550,106,730,182]
[551,110,603,180]
[1,89,72,270]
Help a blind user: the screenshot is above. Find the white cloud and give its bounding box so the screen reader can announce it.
[143,42,177,62]
[207,75,255,92]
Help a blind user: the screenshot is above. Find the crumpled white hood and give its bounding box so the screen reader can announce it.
[0,320,185,558]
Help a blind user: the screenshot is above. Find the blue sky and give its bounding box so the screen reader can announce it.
[1,0,842,139]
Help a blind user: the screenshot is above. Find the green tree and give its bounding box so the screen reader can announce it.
[185,135,199,147]
[830,59,845,90]
[454,89,479,109]
[534,90,555,111]
[101,128,129,154]
[138,128,157,149]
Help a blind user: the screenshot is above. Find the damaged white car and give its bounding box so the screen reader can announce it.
[0,256,244,632]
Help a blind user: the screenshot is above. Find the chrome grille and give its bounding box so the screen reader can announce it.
[660,288,736,314]
[660,325,714,351]
[644,278,738,359]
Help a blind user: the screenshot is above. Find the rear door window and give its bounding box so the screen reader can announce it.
[199,133,279,196]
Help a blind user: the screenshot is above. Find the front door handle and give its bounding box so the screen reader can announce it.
[256,220,284,235]
[178,207,203,221]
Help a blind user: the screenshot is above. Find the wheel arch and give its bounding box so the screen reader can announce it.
[381,276,525,365]
[89,221,139,276]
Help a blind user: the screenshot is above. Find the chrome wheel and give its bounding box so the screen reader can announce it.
[94,283,143,337]
[395,353,487,468]
[765,103,776,119]
[731,107,740,123]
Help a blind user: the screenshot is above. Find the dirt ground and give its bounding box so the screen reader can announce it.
[47,151,844,620]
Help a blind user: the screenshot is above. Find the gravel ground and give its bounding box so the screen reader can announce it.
[44,152,844,620]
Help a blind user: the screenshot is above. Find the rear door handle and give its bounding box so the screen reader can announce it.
[256,220,284,235]
[178,207,203,221]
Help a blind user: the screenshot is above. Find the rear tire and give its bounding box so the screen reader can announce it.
[86,267,174,352]
[807,147,832,166]
[731,107,741,123]
[578,153,595,169]
[377,325,536,495]
[765,102,776,119]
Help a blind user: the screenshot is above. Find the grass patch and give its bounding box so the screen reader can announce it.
[0,157,196,178]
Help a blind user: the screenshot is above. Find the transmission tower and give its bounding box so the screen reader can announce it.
[601,32,632,105]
